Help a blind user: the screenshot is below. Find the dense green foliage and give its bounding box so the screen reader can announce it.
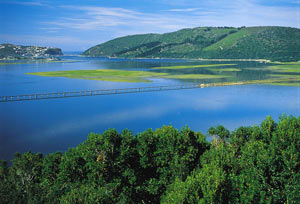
[1,115,299,203]
[83,26,300,62]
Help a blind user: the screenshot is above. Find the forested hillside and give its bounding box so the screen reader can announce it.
[83,26,300,62]
[1,115,299,203]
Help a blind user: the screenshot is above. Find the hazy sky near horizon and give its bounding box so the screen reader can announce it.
[0,0,299,51]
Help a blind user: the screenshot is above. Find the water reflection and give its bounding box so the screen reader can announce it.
[0,57,299,161]
[1,84,300,161]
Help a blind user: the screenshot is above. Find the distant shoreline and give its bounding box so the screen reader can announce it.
[2,55,299,64]
[81,55,272,62]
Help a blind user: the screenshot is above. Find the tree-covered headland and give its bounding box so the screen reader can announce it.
[0,115,299,203]
[83,26,300,62]
[0,44,63,60]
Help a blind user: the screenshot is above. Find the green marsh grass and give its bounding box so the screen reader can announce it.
[271,61,300,65]
[26,69,169,83]
[150,64,236,69]
[25,63,300,86]
[210,68,241,72]
[26,69,229,83]
[269,64,300,73]
[162,74,229,79]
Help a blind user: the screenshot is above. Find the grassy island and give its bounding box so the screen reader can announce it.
[25,61,300,86]
[26,68,230,83]
[150,64,236,69]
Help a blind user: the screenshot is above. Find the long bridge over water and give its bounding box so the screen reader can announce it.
[0,82,247,103]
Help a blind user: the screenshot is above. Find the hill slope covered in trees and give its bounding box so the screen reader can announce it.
[1,115,299,203]
[83,26,300,62]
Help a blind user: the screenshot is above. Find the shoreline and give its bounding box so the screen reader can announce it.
[80,55,274,63]
[4,54,300,64]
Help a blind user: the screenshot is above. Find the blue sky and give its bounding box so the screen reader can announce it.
[0,0,299,51]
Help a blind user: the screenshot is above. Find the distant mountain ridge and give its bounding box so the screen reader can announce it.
[0,44,63,60]
[83,26,300,62]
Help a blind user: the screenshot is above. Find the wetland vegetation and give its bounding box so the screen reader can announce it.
[26,61,300,86]
[26,69,230,83]
[269,64,300,73]
[150,64,236,69]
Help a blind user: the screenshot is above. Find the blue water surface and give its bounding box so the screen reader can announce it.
[1,57,299,161]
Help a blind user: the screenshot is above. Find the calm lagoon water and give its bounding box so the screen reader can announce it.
[1,56,300,161]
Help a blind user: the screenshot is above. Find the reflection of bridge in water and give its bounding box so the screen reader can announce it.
[0,82,245,103]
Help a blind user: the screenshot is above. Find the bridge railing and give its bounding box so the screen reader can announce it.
[0,79,284,103]
[0,83,208,102]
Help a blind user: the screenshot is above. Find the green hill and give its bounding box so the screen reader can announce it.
[83,26,300,62]
[0,44,63,60]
